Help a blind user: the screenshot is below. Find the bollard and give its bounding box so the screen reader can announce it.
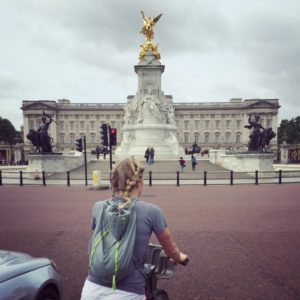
[67,172,70,187]
[92,170,101,187]
[42,171,46,186]
[255,170,258,185]
[176,171,180,186]
[20,171,23,186]
[204,171,207,186]
[149,171,152,187]
[230,171,233,185]
[279,170,282,184]
[0,170,2,186]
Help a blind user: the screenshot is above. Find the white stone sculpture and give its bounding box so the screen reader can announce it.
[166,104,176,125]
[166,132,177,145]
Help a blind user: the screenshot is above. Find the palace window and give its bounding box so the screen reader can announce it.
[236,120,241,128]
[184,133,189,144]
[205,120,210,129]
[59,121,64,131]
[90,121,95,130]
[184,120,189,130]
[90,133,96,144]
[80,121,85,130]
[226,120,231,129]
[205,133,210,144]
[267,119,272,128]
[216,120,220,129]
[59,134,64,144]
[236,133,241,144]
[29,120,35,130]
[215,133,221,144]
[194,120,199,130]
[69,121,74,131]
[70,134,75,144]
[194,133,199,144]
[225,133,231,144]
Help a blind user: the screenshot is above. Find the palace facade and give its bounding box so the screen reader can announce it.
[21,97,280,156]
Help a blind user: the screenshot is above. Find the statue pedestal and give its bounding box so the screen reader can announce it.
[115,124,184,160]
[280,144,289,163]
[209,150,275,173]
[27,151,84,173]
[115,53,184,161]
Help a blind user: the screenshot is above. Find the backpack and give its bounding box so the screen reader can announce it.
[88,198,137,289]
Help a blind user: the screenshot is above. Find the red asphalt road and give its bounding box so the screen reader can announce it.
[0,184,300,300]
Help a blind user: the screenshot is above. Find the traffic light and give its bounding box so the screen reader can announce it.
[110,128,117,146]
[75,138,83,152]
[100,124,108,146]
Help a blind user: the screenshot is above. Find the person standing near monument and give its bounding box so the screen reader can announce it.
[149,147,155,164]
[144,147,150,163]
[179,157,186,173]
[96,146,101,160]
[191,154,197,171]
[80,158,188,300]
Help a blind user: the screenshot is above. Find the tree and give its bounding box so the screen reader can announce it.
[0,117,18,145]
[278,117,300,144]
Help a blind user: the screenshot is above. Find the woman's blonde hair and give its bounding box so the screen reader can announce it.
[111,158,144,206]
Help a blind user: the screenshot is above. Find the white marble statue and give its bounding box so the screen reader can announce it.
[166,104,176,125]
[124,98,138,125]
[137,95,163,124]
[166,131,177,145]
[149,97,163,123]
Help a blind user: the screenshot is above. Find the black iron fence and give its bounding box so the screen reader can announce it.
[0,169,300,187]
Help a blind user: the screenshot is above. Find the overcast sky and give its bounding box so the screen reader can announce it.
[1,0,299,129]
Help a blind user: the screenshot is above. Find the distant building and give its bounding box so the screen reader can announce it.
[21,97,280,157]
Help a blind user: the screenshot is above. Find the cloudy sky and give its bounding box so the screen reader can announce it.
[1,0,299,129]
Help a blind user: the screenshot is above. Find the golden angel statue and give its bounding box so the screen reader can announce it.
[140,11,162,43]
[139,11,163,60]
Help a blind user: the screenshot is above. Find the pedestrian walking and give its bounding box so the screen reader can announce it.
[96,145,101,160]
[80,157,188,300]
[103,146,108,159]
[149,147,155,164]
[191,154,197,171]
[179,157,186,173]
[144,147,150,164]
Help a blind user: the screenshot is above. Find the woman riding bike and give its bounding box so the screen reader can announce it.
[81,157,188,300]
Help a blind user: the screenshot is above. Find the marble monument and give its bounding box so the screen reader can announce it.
[115,12,184,160]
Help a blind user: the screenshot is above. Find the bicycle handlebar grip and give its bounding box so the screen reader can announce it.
[179,258,189,266]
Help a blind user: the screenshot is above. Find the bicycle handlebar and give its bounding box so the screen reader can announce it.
[179,258,189,266]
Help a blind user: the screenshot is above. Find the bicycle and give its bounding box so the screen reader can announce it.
[145,244,188,300]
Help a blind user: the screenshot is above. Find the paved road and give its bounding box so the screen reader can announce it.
[1,184,300,300]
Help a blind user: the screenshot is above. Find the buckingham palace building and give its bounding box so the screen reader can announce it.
[21,97,280,157]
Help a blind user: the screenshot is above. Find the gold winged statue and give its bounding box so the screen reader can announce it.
[139,11,163,61]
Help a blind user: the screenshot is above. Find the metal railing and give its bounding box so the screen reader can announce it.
[0,169,300,187]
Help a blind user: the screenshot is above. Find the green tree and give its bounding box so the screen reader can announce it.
[278,116,300,144]
[0,117,18,145]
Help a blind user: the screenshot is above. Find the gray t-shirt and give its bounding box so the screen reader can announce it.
[87,198,167,295]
